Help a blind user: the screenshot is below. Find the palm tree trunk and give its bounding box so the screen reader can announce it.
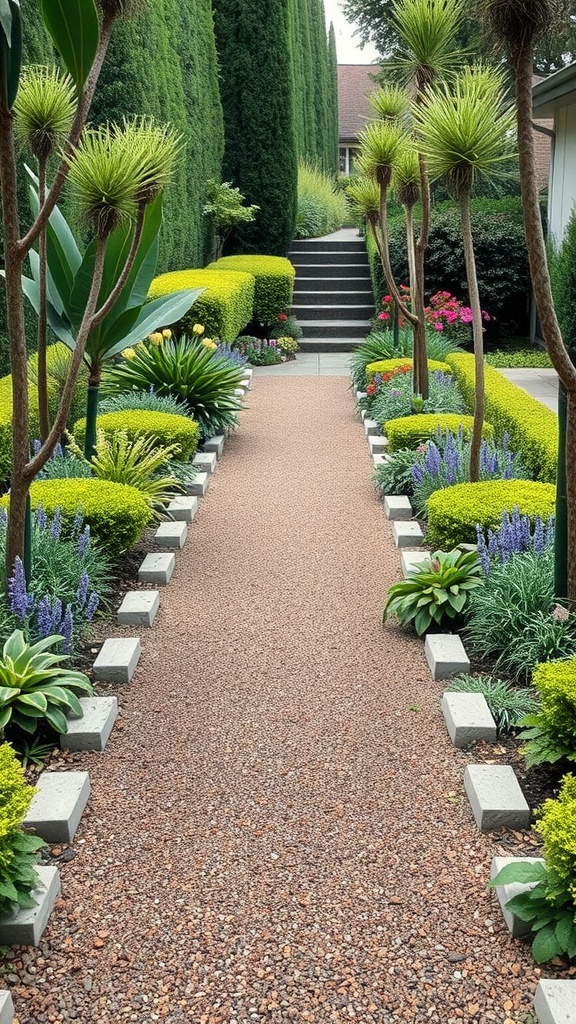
[37,155,50,442]
[460,187,484,483]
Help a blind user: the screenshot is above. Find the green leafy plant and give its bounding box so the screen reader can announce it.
[0,742,45,917]
[68,430,181,520]
[485,347,552,369]
[0,630,93,737]
[103,337,244,439]
[349,328,462,390]
[445,673,539,734]
[519,658,576,767]
[490,775,576,964]
[373,447,422,498]
[202,179,259,260]
[383,548,482,635]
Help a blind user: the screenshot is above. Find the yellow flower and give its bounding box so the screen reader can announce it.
[162,328,172,339]
[136,342,147,351]
[121,347,136,360]
[148,332,164,346]
[192,323,205,336]
[202,338,217,351]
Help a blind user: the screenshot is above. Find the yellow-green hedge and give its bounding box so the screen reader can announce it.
[366,358,452,383]
[426,479,556,548]
[148,269,255,342]
[384,413,493,452]
[0,374,40,486]
[209,255,295,324]
[1,479,151,558]
[73,410,199,461]
[445,352,558,483]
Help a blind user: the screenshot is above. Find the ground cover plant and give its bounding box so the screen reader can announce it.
[0,742,45,915]
[445,673,539,734]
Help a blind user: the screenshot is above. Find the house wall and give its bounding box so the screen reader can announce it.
[549,102,576,246]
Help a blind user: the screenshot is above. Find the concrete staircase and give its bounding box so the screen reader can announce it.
[289,232,374,352]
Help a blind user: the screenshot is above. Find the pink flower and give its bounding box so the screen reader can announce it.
[434,322,443,331]
[378,312,390,321]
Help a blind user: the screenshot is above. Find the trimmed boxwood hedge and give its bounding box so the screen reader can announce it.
[73,410,199,461]
[366,357,452,383]
[384,413,493,452]
[426,479,556,549]
[148,269,255,342]
[445,352,558,483]
[209,255,295,324]
[1,479,151,558]
[0,374,40,487]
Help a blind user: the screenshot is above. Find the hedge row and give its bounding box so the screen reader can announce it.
[445,352,558,483]
[383,413,493,452]
[149,269,255,342]
[426,479,557,548]
[208,255,295,324]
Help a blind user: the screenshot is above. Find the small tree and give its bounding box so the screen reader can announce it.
[202,179,259,261]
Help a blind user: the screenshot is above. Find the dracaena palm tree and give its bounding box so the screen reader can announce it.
[413,65,516,481]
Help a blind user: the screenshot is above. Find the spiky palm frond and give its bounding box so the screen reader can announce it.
[369,85,411,123]
[13,65,75,161]
[391,144,421,207]
[67,126,143,237]
[119,116,183,204]
[389,0,467,90]
[346,176,380,221]
[413,66,516,196]
[357,120,405,189]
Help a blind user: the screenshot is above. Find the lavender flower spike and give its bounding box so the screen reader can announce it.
[61,604,74,655]
[36,595,53,638]
[86,592,100,621]
[77,525,91,557]
[533,516,545,556]
[7,557,34,621]
[50,506,62,541]
[76,571,90,609]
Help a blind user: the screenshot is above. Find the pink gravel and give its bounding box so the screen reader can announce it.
[1,376,564,1022]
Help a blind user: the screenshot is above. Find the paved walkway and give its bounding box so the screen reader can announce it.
[6,373,547,1024]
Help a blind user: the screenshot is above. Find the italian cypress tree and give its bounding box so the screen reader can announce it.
[327,22,339,174]
[213,0,298,254]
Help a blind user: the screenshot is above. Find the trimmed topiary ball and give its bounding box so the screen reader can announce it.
[73,409,199,462]
[426,479,556,548]
[384,413,493,452]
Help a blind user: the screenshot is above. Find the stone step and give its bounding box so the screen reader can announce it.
[441,691,497,748]
[299,338,366,351]
[23,771,90,843]
[534,980,576,1024]
[384,495,413,521]
[464,764,530,832]
[93,637,141,684]
[401,550,432,577]
[193,451,218,474]
[185,471,209,497]
[392,521,424,548]
[0,866,60,946]
[289,238,367,252]
[290,251,368,265]
[490,856,545,937]
[295,262,372,278]
[292,303,374,321]
[0,991,14,1024]
[203,435,225,459]
[167,496,198,523]
[61,697,118,751]
[138,552,175,584]
[117,590,160,627]
[425,633,470,680]
[293,276,372,292]
[298,320,371,339]
[292,290,374,305]
[154,521,188,549]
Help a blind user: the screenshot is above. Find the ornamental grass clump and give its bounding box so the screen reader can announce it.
[445,674,539,734]
[411,428,528,517]
[0,742,45,916]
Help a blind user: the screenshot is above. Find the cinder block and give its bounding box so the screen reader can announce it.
[373,453,392,469]
[93,637,141,684]
[186,471,209,497]
[364,418,379,436]
[369,435,388,456]
[490,857,545,938]
[360,408,368,422]
[167,496,198,523]
[384,495,413,521]
[356,390,367,402]
[392,520,424,548]
[534,980,576,1024]
[464,764,530,832]
[425,633,470,680]
[61,697,118,751]
[441,691,497,748]
[0,990,14,1024]
[138,552,175,585]
[400,550,432,577]
[192,451,217,474]
[241,369,253,389]
[233,387,246,400]
[117,590,159,627]
[24,771,90,843]
[154,521,188,549]
[0,866,60,946]
[203,435,225,459]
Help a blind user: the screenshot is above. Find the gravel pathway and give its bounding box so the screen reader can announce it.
[3,377,553,1023]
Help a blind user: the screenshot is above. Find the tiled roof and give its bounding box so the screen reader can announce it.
[338,64,378,141]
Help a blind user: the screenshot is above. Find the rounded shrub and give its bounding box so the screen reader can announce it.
[209,255,295,324]
[0,742,44,917]
[73,410,199,462]
[384,413,493,452]
[366,357,452,382]
[1,479,151,558]
[426,479,556,548]
[148,269,255,342]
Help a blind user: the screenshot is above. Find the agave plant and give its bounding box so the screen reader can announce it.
[0,630,94,737]
[103,337,245,439]
[383,548,482,635]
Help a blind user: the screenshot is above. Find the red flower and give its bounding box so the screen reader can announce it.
[367,383,376,396]
[278,312,287,321]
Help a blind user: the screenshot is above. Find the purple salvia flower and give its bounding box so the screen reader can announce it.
[33,439,41,456]
[546,515,555,546]
[7,557,34,621]
[76,571,90,609]
[61,604,74,655]
[504,450,513,480]
[412,465,424,484]
[50,596,63,633]
[521,514,531,549]
[35,503,47,531]
[425,441,441,478]
[77,525,91,557]
[85,591,99,621]
[533,516,545,556]
[511,506,522,549]
[50,507,62,540]
[72,506,84,538]
[480,441,489,475]
[36,596,53,638]
[487,530,499,559]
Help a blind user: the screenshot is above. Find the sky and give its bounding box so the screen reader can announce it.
[323,0,380,64]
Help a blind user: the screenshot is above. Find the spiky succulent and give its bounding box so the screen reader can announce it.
[118,116,183,204]
[369,85,411,123]
[67,125,144,237]
[357,120,405,190]
[13,65,75,161]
